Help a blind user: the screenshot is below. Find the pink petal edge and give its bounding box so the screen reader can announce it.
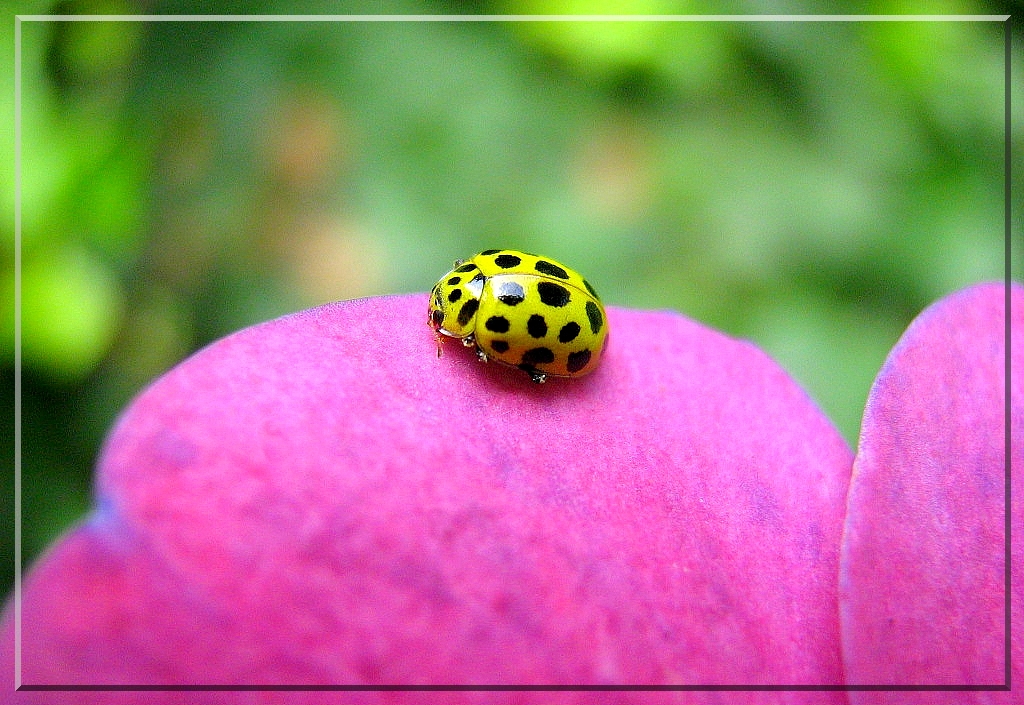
[840,281,1022,703]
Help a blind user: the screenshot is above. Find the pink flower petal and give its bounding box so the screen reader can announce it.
[3,295,852,702]
[840,282,1022,701]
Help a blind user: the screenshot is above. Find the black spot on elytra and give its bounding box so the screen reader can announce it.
[446,276,461,286]
[567,349,592,373]
[480,249,501,255]
[534,260,569,279]
[494,253,522,269]
[527,314,547,338]
[537,282,570,307]
[490,340,509,354]
[521,347,555,365]
[457,298,479,327]
[485,316,510,333]
[495,280,525,306]
[558,321,580,343]
[585,301,603,334]
[455,263,477,273]
[583,279,599,298]
[447,289,462,303]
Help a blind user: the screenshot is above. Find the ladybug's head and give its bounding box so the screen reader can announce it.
[428,263,484,340]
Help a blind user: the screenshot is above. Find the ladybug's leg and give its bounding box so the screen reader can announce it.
[519,365,547,384]
[429,306,447,358]
[459,334,487,364]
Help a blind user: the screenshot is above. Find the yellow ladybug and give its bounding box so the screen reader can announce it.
[429,249,607,383]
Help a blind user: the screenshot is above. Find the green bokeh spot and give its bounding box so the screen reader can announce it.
[507,0,717,83]
[20,245,125,381]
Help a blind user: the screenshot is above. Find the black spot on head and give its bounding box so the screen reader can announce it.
[585,301,603,334]
[446,276,461,286]
[431,309,445,328]
[480,249,501,255]
[558,321,580,343]
[447,289,462,303]
[455,263,477,273]
[490,340,509,354]
[583,279,599,298]
[567,349,592,373]
[457,298,479,327]
[537,281,570,307]
[534,260,569,279]
[494,254,522,269]
[495,280,525,306]
[485,316,510,333]
[527,314,548,338]
[521,347,555,365]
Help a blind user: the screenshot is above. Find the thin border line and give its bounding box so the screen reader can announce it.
[12,13,23,695]
[12,12,1011,692]
[13,684,1014,692]
[1004,16,1013,692]
[12,13,1012,22]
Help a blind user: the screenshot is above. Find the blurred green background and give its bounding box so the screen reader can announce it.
[3,2,1020,599]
